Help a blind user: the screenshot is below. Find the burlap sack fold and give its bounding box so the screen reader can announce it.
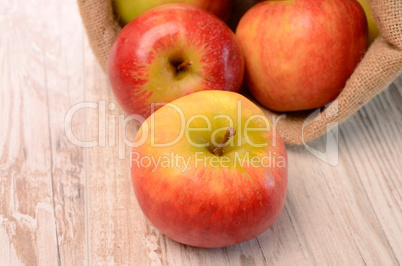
[77,0,402,145]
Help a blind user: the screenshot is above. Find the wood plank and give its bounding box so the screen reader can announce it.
[0,0,87,265]
[0,1,59,264]
[281,79,402,265]
[82,35,148,265]
[44,0,87,264]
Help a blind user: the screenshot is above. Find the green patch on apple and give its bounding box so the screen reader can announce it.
[113,0,232,25]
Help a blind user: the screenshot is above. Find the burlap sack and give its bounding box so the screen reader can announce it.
[77,0,402,145]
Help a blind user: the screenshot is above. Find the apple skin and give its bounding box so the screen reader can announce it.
[131,90,288,248]
[236,0,368,112]
[356,0,379,45]
[113,0,232,25]
[108,4,244,122]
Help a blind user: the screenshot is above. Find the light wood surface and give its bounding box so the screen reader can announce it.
[1,0,401,265]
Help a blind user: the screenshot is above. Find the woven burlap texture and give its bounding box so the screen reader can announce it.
[77,0,402,145]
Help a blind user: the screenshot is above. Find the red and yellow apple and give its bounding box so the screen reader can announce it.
[108,4,244,122]
[131,90,288,248]
[236,0,368,112]
[113,0,232,25]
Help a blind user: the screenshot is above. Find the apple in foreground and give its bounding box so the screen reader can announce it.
[236,0,368,112]
[108,4,244,122]
[357,0,379,45]
[131,90,288,248]
[113,0,232,25]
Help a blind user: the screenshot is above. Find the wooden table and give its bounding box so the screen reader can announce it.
[1,0,401,265]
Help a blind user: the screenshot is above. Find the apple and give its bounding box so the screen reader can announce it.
[131,90,288,248]
[108,4,244,122]
[254,0,378,44]
[357,0,379,45]
[236,0,368,112]
[113,0,232,25]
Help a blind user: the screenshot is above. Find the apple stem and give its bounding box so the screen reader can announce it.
[176,61,193,72]
[211,127,236,156]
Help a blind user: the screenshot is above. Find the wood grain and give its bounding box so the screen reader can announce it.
[0,0,401,265]
[0,0,86,264]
